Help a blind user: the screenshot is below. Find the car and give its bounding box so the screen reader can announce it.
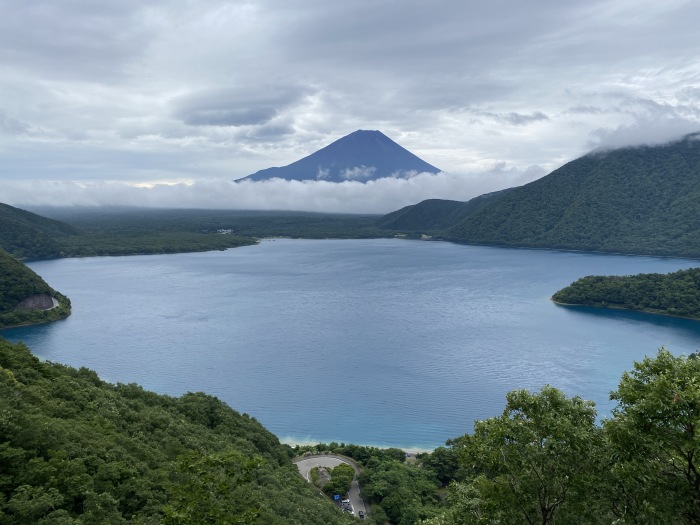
[359,510,365,519]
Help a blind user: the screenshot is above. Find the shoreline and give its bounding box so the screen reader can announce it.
[550,297,700,322]
[280,437,435,455]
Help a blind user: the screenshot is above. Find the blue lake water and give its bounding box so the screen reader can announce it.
[4,239,700,450]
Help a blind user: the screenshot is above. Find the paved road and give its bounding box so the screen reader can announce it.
[293,454,367,518]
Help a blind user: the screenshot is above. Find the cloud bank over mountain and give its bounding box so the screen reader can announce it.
[4,166,545,214]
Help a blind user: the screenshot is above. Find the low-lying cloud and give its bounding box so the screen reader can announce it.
[590,116,700,150]
[3,168,546,215]
[587,96,700,150]
[340,166,377,180]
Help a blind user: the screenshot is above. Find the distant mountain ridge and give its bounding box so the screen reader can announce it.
[380,133,700,258]
[377,189,514,232]
[239,129,441,182]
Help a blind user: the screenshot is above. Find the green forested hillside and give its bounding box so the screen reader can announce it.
[552,267,700,319]
[0,339,353,524]
[0,249,71,329]
[0,203,76,259]
[441,134,700,257]
[377,189,513,233]
[376,199,465,232]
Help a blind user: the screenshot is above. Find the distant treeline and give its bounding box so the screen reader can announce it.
[5,205,389,260]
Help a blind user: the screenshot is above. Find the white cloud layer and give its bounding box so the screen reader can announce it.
[2,167,543,214]
[0,0,699,212]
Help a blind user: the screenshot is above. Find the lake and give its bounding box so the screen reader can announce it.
[4,239,700,450]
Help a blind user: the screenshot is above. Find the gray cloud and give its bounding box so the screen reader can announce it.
[587,94,700,149]
[173,85,312,127]
[0,111,29,135]
[478,111,550,126]
[567,106,607,115]
[0,0,155,82]
[677,87,700,102]
[0,0,699,209]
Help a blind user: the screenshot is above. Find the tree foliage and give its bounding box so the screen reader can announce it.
[456,386,607,524]
[0,249,71,329]
[322,464,355,498]
[162,449,263,525]
[552,267,700,319]
[0,339,353,524]
[605,348,700,523]
[427,349,700,525]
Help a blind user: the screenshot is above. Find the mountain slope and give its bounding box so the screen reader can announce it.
[0,339,353,524]
[239,129,440,182]
[444,134,700,257]
[377,189,515,232]
[0,202,77,259]
[0,249,71,328]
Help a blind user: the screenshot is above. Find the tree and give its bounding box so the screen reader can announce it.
[421,446,460,485]
[604,348,700,524]
[458,386,607,525]
[162,449,263,525]
[323,463,355,498]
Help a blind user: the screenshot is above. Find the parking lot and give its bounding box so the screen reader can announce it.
[293,454,368,519]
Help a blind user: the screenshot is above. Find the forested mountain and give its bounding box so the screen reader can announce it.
[0,249,71,329]
[377,189,514,232]
[377,134,700,257]
[0,203,76,259]
[552,267,700,319]
[441,134,700,257]
[0,339,354,524]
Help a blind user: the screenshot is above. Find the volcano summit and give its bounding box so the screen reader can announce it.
[238,130,441,183]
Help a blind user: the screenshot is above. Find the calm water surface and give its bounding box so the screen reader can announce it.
[5,239,700,449]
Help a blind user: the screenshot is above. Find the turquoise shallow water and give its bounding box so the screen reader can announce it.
[5,239,700,449]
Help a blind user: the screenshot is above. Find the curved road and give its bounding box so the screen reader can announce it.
[293,454,367,518]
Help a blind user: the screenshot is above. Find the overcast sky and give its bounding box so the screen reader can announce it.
[1,0,699,213]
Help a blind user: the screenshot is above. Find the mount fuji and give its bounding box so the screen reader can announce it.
[238,130,441,183]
